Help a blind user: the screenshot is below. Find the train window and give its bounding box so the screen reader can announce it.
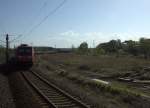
[18,49,24,53]
[18,47,32,55]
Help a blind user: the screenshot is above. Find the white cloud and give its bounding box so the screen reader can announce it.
[60,30,80,37]
[47,30,150,48]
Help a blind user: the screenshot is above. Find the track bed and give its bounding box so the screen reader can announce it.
[21,71,89,108]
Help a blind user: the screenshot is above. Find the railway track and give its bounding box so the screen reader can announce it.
[21,71,90,108]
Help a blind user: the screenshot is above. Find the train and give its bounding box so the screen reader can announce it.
[15,44,35,65]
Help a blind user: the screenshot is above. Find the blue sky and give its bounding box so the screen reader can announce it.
[0,0,150,48]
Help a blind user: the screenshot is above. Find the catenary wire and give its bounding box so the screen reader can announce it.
[10,0,67,43]
[10,0,49,43]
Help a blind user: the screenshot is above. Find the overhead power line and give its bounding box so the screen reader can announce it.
[10,0,67,43]
[0,44,5,47]
[22,0,49,35]
[10,0,49,43]
[0,39,5,43]
[26,0,67,35]
[10,34,22,43]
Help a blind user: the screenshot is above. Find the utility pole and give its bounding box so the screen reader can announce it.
[93,40,95,48]
[6,34,9,63]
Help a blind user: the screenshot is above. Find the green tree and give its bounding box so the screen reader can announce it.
[123,40,139,56]
[139,38,150,59]
[97,39,122,54]
[78,42,88,54]
[94,47,105,55]
[108,40,122,53]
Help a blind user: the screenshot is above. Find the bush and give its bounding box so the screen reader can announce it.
[78,42,89,54]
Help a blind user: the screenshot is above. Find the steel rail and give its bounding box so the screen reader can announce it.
[21,71,90,108]
[21,72,57,108]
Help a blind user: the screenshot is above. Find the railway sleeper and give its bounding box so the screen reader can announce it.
[52,99,72,103]
[53,101,76,105]
[48,99,71,102]
[56,104,79,108]
[44,92,60,95]
[49,99,75,104]
[47,94,62,97]
[36,85,50,89]
[47,96,67,99]
[39,102,49,106]
[43,90,58,94]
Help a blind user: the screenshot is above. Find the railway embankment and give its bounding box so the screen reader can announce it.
[0,72,16,108]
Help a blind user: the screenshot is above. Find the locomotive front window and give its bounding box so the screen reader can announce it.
[18,47,32,55]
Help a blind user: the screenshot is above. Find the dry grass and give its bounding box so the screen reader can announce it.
[56,69,142,97]
[40,53,150,78]
[34,53,150,108]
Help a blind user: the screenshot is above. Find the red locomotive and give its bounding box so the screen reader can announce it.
[15,44,34,65]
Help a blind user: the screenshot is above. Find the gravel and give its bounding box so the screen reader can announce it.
[8,72,42,108]
[0,73,16,108]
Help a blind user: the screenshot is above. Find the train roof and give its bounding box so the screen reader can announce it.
[17,44,32,48]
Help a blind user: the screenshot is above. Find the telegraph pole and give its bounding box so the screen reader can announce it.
[6,34,9,63]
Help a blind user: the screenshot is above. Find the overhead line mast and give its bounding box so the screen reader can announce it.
[6,34,9,63]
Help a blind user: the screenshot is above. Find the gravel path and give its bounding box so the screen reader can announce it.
[0,73,16,108]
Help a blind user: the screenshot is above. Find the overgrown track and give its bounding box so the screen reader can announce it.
[21,71,90,108]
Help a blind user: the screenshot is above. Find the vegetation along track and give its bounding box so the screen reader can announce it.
[21,71,90,108]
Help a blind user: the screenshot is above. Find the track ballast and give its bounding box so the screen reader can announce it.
[21,71,90,108]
